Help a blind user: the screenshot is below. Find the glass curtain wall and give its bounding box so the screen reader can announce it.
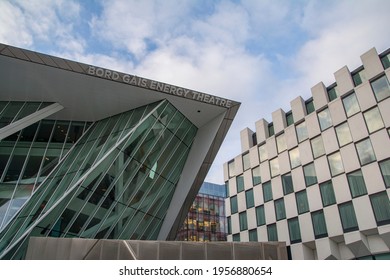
[0,100,198,259]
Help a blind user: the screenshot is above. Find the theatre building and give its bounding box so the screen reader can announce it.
[224,47,390,259]
[0,43,239,259]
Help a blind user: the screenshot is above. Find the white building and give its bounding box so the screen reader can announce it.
[224,47,390,260]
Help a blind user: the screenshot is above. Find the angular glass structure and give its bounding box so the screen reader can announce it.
[0,44,240,259]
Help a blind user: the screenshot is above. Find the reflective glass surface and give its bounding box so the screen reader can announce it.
[0,100,198,259]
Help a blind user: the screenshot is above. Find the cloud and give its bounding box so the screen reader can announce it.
[0,0,85,53]
[0,1,33,47]
[1,0,389,184]
[291,0,390,87]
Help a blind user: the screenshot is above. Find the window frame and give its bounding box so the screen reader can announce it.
[355,138,376,166]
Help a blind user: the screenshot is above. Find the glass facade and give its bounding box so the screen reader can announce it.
[338,202,359,233]
[347,170,367,198]
[303,163,317,187]
[0,100,199,259]
[364,107,384,133]
[356,138,376,165]
[328,152,344,176]
[296,121,308,143]
[276,133,287,153]
[176,182,227,242]
[318,108,332,131]
[311,135,325,159]
[343,93,360,117]
[371,75,390,101]
[335,122,352,147]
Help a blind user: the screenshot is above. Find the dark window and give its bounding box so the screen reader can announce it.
[245,189,255,208]
[347,170,367,198]
[320,181,336,207]
[311,210,328,238]
[230,196,238,214]
[236,175,245,193]
[239,211,248,231]
[296,190,309,214]
[275,198,286,221]
[255,205,266,226]
[370,192,390,226]
[288,217,301,243]
[282,173,294,195]
[338,202,359,233]
[263,181,273,202]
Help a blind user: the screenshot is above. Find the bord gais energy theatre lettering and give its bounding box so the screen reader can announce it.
[87,66,233,108]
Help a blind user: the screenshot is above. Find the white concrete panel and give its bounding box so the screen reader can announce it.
[229,177,237,197]
[315,238,341,260]
[266,136,277,159]
[314,156,331,184]
[311,82,329,110]
[235,155,243,175]
[355,82,377,112]
[362,163,386,194]
[367,234,389,255]
[240,231,249,242]
[276,220,289,244]
[255,119,268,144]
[291,166,305,192]
[249,145,259,168]
[371,130,390,161]
[247,207,257,230]
[243,169,252,190]
[328,98,347,126]
[291,96,306,122]
[323,205,343,238]
[272,108,286,134]
[271,176,283,200]
[285,193,298,219]
[240,127,254,153]
[361,47,382,79]
[285,125,298,150]
[348,113,369,142]
[332,174,352,204]
[258,226,268,242]
[378,224,390,249]
[225,197,231,215]
[344,231,371,258]
[298,140,313,166]
[231,214,240,234]
[237,191,246,213]
[278,151,290,175]
[306,185,322,212]
[253,184,263,205]
[340,143,360,173]
[338,242,355,260]
[378,97,390,128]
[334,66,354,96]
[353,196,377,231]
[290,243,315,260]
[264,201,276,224]
[299,213,315,242]
[322,128,339,155]
[223,162,229,182]
[260,161,270,183]
[306,113,321,139]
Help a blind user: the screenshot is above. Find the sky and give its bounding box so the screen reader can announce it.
[0,0,389,184]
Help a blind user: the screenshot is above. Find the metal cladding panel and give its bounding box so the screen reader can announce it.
[25,238,288,260]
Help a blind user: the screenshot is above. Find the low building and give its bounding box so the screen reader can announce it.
[176,182,227,242]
